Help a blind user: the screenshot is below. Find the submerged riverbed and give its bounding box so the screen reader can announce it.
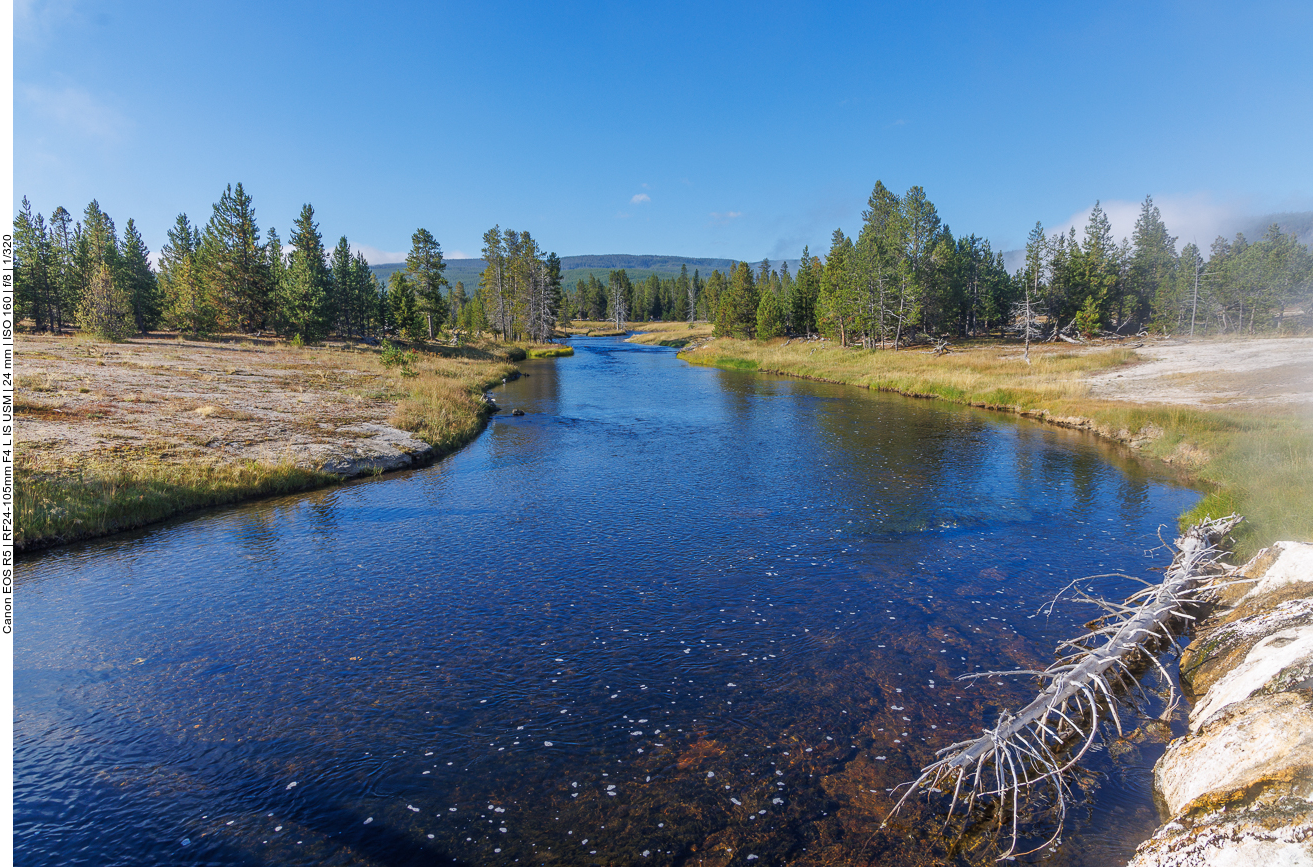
[16,336,1199,866]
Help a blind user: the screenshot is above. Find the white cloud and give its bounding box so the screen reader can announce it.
[631,193,651,204]
[19,83,131,142]
[351,243,407,264]
[446,249,472,260]
[1054,193,1257,251]
[15,0,83,45]
[709,211,743,225]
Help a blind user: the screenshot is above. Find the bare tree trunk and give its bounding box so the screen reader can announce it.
[888,515,1242,858]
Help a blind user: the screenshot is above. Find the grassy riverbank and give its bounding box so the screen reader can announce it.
[625,320,715,346]
[17,333,521,552]
[559,320,715,345]
[681,337,1313,558]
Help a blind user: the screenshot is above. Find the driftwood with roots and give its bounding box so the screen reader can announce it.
[885,515,1243,859]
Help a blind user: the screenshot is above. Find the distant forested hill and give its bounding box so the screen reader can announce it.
[368,254,804,291]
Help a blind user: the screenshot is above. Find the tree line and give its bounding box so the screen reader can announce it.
[694,182,1312,345]
[16,179,1310,345]
[13,184,466,343]
[471,227,565,342]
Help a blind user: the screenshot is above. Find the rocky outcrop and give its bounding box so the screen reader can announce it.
[314,423,435,477]
[1128,542,1313,866]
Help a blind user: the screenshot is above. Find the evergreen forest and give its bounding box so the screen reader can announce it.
[13,180,1312,345]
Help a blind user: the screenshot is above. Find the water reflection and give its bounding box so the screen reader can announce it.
[16,336,1197,866]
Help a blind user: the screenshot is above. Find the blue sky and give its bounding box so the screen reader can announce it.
[14,0,1313,264]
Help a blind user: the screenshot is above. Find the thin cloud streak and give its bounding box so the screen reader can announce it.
[20,83,131,142]
[350,243,407,264]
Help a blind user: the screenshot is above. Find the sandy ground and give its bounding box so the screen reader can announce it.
[17,333,424,473]
[1086,337,1313,409]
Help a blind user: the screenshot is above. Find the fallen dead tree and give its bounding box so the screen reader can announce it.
[886,514,1243,859]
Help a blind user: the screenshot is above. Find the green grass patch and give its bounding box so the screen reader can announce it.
[16,454,338,553]
[526,345,575,358]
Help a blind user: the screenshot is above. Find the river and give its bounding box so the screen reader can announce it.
[15,336,1199,866]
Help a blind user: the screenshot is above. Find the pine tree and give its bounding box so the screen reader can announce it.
[351,252,378,336]
[480,227,509,339]
[608,269,631,329]
[406,228,449,337]
[854,181,903,346]
[449,280,469,328]
[895,185,943,346]
[200,183,272,332]
[387,271,424,340]
[545,252,566,329]
[461,291,488,335]
[160,214,216,335]
[756,284,784,339]
[282,204,332,342]
[676,264,694,323]
[48,206,77,332]
[13,198,56,331]
[702,270,724,324]
[788,248,820,337]
[1070,201,1119,331]
[817,231,855,344]
[266,227,287,333]
[120,219,161,332]
[77,262,134,340]
[76,201,120,313]
[715,262,758,338]
[330,236,364,338]
[1018,221,1048,361]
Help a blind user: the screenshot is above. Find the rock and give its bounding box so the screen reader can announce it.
[1135,540,1313,866]
[1189,626,1313,730]
[1236,542,1313,607]
[1156,690,1313,817]
[1127,799,1313,867]
[1181,542,1313,701]
[511,409,525,416]
[316,423,434,477]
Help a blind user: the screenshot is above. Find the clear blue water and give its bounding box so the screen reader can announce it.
[15,337,1198,866]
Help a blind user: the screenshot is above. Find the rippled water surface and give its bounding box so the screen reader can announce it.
[17,337,1198,866]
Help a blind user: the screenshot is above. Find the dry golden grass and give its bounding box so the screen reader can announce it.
[379,343,517,455]
[682,338,1312,556]
[16,447,336,552]
[626,321,715,346]
[16,334,523,552]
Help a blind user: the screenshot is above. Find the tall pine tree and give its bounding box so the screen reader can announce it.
[160,214,215,335]
[200,183,272,332]
[406,228,449,337]
[120,218,161,332]
[282,204,332,342]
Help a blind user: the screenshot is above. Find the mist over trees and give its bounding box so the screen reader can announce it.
[693,183,1312,346]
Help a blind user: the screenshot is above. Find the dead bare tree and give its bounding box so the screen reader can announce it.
[886,515,1242,859]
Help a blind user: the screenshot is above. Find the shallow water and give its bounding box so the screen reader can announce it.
[16,336,1198,866]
